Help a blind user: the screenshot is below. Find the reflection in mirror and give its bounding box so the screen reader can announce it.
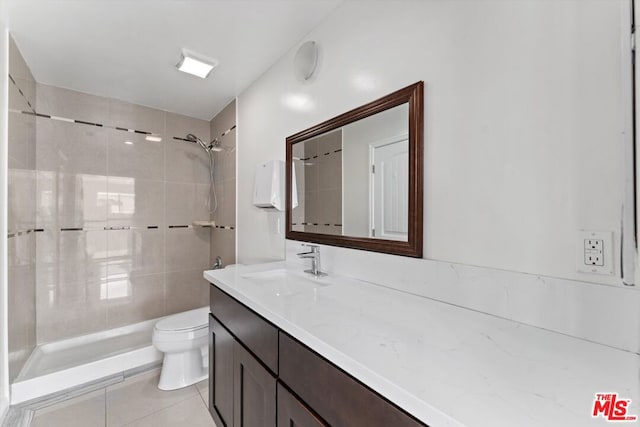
[292,129,343,236]
[286,81,423,258]
[291,104,409,241]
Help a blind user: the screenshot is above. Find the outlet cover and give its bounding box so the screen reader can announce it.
[576,230,614,275]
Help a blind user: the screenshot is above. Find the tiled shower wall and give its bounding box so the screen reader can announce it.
[34,84,213,344]
[292,130,342,236]
[7,36,37,381]
[208,100,236,266]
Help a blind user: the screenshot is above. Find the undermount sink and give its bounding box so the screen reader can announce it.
[240,268,333,296]
[242,268,331,284]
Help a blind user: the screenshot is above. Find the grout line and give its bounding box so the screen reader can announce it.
[196,384,208,410]
[21,224,236,234]
[8,73,36,115]
[118,387,201,427]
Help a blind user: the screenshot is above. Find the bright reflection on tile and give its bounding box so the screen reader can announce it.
[102,276,132,300]
[78,175,108,226]
[104,176,136,216]
[282,93,315,112]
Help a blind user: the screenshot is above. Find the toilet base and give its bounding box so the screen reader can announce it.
[157,347,207,391]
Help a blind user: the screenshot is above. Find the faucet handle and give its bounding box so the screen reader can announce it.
[301,244,319,251]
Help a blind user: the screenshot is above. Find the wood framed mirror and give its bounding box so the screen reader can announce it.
[286,81,424,257]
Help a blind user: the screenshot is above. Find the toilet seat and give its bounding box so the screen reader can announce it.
[154,307,209,333]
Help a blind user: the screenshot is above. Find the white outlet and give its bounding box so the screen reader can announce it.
[584,238,604,266]
[577,231,614,275]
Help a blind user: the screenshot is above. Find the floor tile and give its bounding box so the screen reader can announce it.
[106,369,198,427]
[124,395,215,427]
[31,389,105,427]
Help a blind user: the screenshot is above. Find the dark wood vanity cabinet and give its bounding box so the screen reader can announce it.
[209,314,235,427]
[234,341,277,427]
[209,313,277,427]
[277,383,328,427]
[209,285,427,427]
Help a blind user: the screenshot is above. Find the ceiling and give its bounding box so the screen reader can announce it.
[5,0,343,120]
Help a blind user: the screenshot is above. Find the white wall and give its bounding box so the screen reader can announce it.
[238,0,631,287]
[0,3,10,419]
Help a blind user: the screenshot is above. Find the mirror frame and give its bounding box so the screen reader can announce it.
[286,81,424,257]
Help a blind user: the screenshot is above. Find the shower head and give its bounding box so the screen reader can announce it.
[208,138,223,152]
[183,133,219,214]
[184,134,224,153]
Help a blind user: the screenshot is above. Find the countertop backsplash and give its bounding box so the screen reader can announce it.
[285,240,640,354]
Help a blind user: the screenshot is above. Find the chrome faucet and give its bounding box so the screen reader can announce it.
[297,244,325,276]
[212,256,223,270]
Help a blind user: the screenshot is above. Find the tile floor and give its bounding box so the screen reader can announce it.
[29,369,216,427]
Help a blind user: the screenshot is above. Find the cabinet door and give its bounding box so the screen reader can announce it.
[277,383,328,427]
[233,341,276,427]
[210,315,234,427]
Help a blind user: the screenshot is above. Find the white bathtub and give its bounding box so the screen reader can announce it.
[10,315,172,404]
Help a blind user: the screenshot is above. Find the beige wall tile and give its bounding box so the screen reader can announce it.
[165,182,210,226]
[36,230,108,292]
[209,100,235,139]
[8,36,35,84]
[107,129,165,181]
[212,136,235,184]
[165,228,210,272]
[36,117,108,175]
[8,263,36,381]
[210,228,235,267]
[108,99,165,134]
[31,83,220,345]
[164,139,211,184]
[8,230,35,268]
[106,273,165,329]
[8,35,37,379]
[8,168,36,231]
[36,274,108,344]
[37,84,108,125]
[35,172,109,229]
[8,113,31,172]
[164,270,209,315]
[165,112,211,184]
[166,112,210,141]
[13,77,36,114]
[107,177,164,228]
[107,229,165,278]
[9,81,31,113]
[211,178,235,227]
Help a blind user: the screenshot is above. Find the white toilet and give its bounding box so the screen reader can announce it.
[153,306,209,390]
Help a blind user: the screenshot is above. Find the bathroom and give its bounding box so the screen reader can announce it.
[0,0,638,426]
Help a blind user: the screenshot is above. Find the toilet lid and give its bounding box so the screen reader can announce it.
[155,307,209,332]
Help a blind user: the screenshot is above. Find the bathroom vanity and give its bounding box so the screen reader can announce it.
[204,263,639,427]
[206,272,424,427]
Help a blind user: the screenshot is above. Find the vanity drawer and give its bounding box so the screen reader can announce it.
[279,332,426,427]
[210,285,279,374]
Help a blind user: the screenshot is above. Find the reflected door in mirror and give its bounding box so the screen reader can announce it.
[371,137,408,241]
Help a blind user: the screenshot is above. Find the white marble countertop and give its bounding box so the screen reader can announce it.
[204,262,639,427]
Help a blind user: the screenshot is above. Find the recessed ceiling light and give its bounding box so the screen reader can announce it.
[176,50,218,79]
[124,140,133,145]
[145,135,162,142]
